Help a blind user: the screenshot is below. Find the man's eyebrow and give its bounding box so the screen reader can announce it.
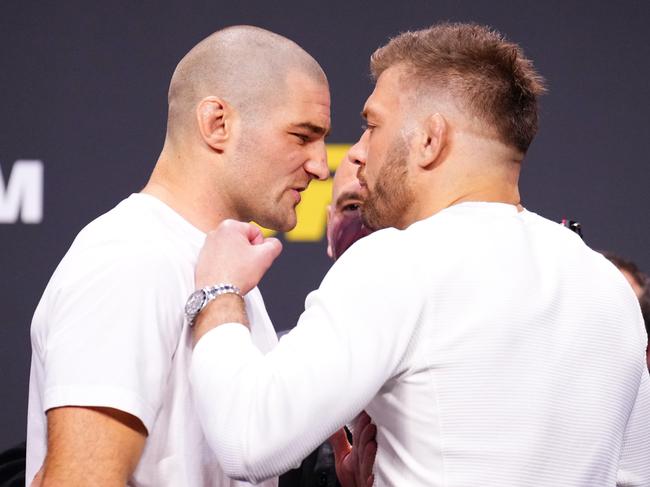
[336,190,362,207]
[294,122,331,138]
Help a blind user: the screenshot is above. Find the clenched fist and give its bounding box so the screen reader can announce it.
[195,219,283,294]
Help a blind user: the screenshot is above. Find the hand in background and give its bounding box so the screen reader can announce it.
[29,468,43,487]
[329,411,377,487]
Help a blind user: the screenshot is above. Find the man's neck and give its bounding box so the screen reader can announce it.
[407,175,522,227]
[445,186,521,210]
[142,152,234,233]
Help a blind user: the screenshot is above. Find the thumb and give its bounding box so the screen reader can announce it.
[262,237,283,260]
[252,238,283,271]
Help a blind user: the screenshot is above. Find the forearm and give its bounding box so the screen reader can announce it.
[190,302,390,482]
[192,293,249,347]
[192,326,351,482]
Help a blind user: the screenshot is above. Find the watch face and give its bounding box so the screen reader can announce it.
[185,289,206,317]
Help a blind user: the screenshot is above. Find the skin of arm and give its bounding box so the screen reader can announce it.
[37,406,146,487]
[192,294,248,346]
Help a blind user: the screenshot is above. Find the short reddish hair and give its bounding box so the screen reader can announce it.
[370,23,546,153]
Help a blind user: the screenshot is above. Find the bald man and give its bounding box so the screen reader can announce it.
[326,155,372,261]
[26,26,331,487]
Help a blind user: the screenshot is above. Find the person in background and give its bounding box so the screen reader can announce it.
[326,155,373,261]
[281,154,376,487]
[603,252,650,369]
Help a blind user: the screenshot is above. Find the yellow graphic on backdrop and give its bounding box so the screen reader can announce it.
[256,144,352,240]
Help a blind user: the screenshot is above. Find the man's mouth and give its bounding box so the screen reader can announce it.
[290,186,306,204]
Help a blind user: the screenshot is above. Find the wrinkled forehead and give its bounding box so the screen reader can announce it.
[282,70,331,127]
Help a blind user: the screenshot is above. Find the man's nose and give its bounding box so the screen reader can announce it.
[304,142,329,181]
[348,132,368,167]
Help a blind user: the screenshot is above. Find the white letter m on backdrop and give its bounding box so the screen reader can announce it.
[0,160,44,224]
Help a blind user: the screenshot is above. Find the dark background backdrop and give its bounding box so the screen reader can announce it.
[1,0,648,450]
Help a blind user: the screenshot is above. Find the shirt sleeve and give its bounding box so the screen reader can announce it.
[190,230,424,482]
[616,367,650,486]
[42,242,185,433]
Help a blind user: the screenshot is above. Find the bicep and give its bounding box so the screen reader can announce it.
[42,406,146,486]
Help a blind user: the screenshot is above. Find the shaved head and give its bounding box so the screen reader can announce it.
[332,155,360,205]
[166,25,327,142]
[327,154,372,260]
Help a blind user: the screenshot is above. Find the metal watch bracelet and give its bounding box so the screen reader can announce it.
[185,283,243,327]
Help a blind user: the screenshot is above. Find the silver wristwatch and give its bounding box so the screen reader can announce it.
[184,283,242,327]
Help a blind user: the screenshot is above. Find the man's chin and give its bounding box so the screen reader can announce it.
[259,213,296,233]
[276,220,296,233]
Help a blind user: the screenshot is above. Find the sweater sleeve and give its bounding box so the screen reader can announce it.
[190,230,423,482]
[616,367,650,486]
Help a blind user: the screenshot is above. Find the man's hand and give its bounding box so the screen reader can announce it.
[195,219,282,294]
[329,411,377,487]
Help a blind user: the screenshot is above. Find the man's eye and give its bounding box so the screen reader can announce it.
[342,203,361,213]
[361,123,376,132]
[292,133,309,144]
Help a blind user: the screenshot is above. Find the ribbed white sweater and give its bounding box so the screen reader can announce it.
[191,202,650,486]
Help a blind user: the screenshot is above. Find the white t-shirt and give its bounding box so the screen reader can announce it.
[191,202,650,486]
[26,193,278,487]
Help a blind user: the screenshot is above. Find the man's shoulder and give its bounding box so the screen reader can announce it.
[49,196,192,292]
[73,194,199,260]
[32,195,194,343]
[75,194,165,246]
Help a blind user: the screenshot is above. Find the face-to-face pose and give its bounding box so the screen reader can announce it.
[189,23,650,487]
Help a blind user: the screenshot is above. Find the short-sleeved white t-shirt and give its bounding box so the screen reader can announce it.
[26,193,278,487]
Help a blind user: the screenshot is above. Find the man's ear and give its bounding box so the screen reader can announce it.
[196,96,233,152]
[417,113,447,169]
